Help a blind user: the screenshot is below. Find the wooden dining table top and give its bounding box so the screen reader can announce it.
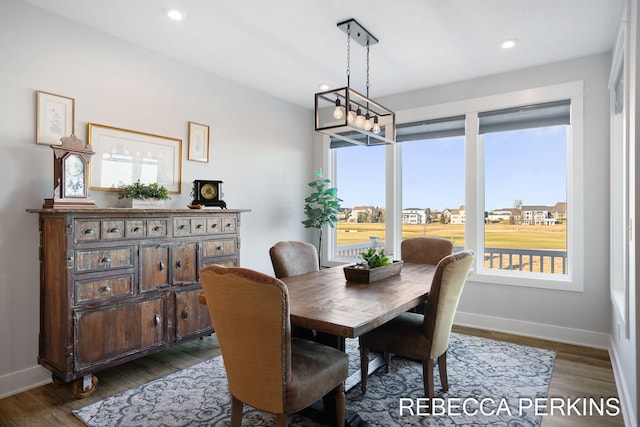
[281,262,436,338]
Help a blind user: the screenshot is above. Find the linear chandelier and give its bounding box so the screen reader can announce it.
[315,18,396,146]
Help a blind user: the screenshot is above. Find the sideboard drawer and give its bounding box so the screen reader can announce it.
[125,220,146,239]
[101,220,125,240]
[202,238,237,258]
[75,247,134,273]
[75,274,134,304]
[75,220,101,242]
[222,217,237,233]
[148,219,168,238]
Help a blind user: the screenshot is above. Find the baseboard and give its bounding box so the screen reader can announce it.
[0,364,51,399]
[454,311,610,349]
[608,334,637,427]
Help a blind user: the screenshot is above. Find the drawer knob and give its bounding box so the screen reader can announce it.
[159,261,165,271]
[82,228,95,235]
[178,224,187,230]
[107,227,120,233]
[217,246,224,251]
[176,260,182,269]
[100,257,111,263]
[226,223,233,228]
[154,314,161,328]
[132,226,142,232]
[196,224,203,229]
[99,285,112,293]
[181,307,189,320]
[210,223,218,228]
[153,226,163,232]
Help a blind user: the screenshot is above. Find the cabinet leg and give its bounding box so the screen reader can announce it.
[71,374,99,399]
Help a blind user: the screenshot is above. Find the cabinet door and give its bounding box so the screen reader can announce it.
[175,288,213,341]
[74,296,167,370]
[173,242,198,285]
[140,245,170,292]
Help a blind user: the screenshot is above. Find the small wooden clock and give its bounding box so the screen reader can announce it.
[43,135,96,209]
[191,180,227,208]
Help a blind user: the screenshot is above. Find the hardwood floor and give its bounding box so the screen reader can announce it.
[0,328,624,426]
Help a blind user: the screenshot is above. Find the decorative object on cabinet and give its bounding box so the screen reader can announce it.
[27,208,249,398]
[191,180,226,208]
[43,134,96,209]
[87,123,182,193]
[36,90,75,145]
[118,180,170,208]
[314,19,395,147]
[188,122,210,162]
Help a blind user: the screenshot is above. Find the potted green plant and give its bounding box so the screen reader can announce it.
[118,180,170,208]
[344,247,404,283]
[302,170,342,266]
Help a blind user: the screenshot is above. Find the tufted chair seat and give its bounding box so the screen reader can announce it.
[200,264,348,427]
[359,250,474,400]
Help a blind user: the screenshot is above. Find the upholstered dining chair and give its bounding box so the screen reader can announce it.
[401,237,453,265]
[269,241,319,278]
[200,264,348,427]
[359,250,475,400]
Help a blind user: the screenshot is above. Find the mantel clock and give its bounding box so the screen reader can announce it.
[43,134,96,209]
[191,180,226,208]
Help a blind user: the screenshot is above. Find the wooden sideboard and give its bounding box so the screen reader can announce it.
[27,208,249,397]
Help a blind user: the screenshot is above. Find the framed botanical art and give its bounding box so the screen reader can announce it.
[36,90,75,145]
[88,123,182,193]
[188,122,210,162]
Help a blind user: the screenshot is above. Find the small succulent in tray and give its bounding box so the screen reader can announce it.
[358,247,391,269]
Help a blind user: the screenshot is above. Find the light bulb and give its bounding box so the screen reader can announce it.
[363,113,372,130]
[372,117,381,134]
[333,99,344,120]
[347,107,355,124]
[355,108,365,128]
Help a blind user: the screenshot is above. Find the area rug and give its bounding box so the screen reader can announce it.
[73,333,555,426]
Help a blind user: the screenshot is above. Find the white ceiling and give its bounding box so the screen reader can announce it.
[21,0,625,109]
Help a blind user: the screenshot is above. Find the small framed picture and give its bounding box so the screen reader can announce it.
[36,90,75,145]
[188,122,210,162]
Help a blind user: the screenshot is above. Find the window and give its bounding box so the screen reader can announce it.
[399,117,465,248]
[479,101,569,277]
[333,144,386,260]
[325,81,583,291]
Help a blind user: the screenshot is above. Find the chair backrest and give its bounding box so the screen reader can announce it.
[422,250,474,359]
[269,241,319,278]
[200,265,291,414]
[401,237,454,265]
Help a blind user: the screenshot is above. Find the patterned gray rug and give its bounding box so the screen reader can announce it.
[73,333,555,426]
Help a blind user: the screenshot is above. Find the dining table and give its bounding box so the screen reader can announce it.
[199,261,438,426]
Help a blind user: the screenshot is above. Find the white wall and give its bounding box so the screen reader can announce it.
[0,0,314,398]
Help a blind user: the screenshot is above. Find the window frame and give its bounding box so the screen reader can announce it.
[325,81,584,291]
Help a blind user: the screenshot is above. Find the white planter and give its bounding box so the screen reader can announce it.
[121,199,165,208]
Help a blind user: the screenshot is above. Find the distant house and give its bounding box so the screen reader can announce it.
[450,205,465,224]
[552,202,567,221]
[402,208,425,224]
[522,205,556,225]
[486,208,514,223]
[347,206,384,223]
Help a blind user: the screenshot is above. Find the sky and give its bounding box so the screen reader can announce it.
[335,126,567,211]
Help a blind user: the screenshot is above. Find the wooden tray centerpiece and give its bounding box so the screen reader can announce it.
[343,247,403,283]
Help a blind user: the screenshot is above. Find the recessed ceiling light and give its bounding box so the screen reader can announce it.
[501,39,517,49]
[164,8,184,20]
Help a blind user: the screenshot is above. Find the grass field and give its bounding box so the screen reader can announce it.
[337,222,567,273]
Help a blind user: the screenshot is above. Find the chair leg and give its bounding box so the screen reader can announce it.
[334,382,345,427]
[275,413,287,427]
[230,396,243,427]
[360,345,369,394]
[423,359,435,400]
[384,352,391,373]
[438,352,449,393]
